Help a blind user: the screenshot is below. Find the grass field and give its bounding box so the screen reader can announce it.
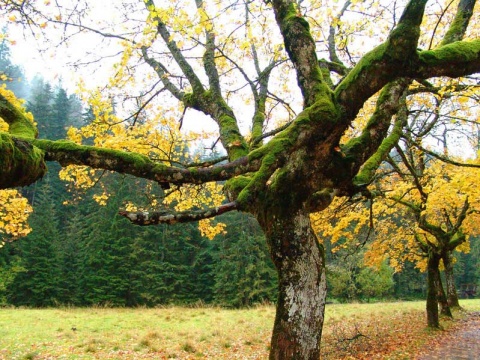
[0,299,479,359]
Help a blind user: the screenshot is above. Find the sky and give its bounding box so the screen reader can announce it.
[10,29,115,93]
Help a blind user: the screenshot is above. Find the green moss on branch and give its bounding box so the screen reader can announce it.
[0,134,46,188]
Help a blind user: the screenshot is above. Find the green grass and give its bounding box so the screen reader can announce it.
[0,299,478,359]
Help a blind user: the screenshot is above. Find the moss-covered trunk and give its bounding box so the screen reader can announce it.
[260,210,326,360]
[442,251,460,308]
[435,269,452,318]
[426,252,441,328]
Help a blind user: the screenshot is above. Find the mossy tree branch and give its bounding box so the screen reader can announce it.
[440,0,476,46]
[0,93,46,188]
[31,138,260,186]
[140,47,184,101]
[344,79,410,187]
[334,0,427,120]
[213,38,277,149]
[413,40,480,78]
[271,0,330,106]
[144,0,204,93]
[143,0,249,161]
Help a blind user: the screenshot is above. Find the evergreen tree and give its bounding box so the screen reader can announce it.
[55,209,85,305]
[50,84,70,140]
[79,181,136,306]
[0,244,26,306]
[128,221,211,306]
[27,76,54,138]
[212,213,278,307]
[7,179,60,306]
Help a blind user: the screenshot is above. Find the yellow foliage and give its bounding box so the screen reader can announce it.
[0,85,35,125]
[0,190,33,244]
[93,192,110,206]
[312,157,480,273]
[0,117,8,132]
[198,218,227,240]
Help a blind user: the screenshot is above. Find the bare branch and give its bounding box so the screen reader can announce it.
[141,47,184,101]
[251,121,292,147]
[410,141,480,168]
[328,0,351,66]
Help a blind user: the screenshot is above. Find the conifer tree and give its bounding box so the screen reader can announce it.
[7,179,60,306]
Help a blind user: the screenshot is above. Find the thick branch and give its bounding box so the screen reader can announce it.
[31,139,260,185]
[335,0,427,119]
[0,94,46,188]
[440,0,476,46]
[271,0,329,106]
[344,78,410,186]
[0,93,37,138]
[119,201,238,225]
[0,134,46,188]
[413,40,480,79]
[251,59,276,145]
[318,59,349,77]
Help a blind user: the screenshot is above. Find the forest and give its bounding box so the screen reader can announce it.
[0,0,479,358]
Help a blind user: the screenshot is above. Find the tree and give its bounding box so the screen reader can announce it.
[7,178,61,307]
[27,76,54,139]
[315,156,480,327]
[1,0,480,358]
[212,212,278,307]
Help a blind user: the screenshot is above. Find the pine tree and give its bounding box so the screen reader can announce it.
[79,180,136,306]
[7,179,60,306]
[50,84,70,140]
[55,209,85,305]
[212,213,277,307]
[27,76,54,138]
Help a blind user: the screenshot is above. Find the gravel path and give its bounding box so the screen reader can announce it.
[415,312,480,360]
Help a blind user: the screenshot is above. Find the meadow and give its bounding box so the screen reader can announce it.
[1,299,479,359]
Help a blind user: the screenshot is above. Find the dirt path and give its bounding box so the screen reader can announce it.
[415,312,480,360]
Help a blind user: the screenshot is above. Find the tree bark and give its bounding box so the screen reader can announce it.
[426,252,440,328]
[442,251,461,308]
[434,267,452,318]
[260,210,327,360]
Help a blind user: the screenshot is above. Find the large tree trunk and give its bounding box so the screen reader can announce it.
[442,251,461,308]
[260,210,327,360]
[426,252,441,328]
